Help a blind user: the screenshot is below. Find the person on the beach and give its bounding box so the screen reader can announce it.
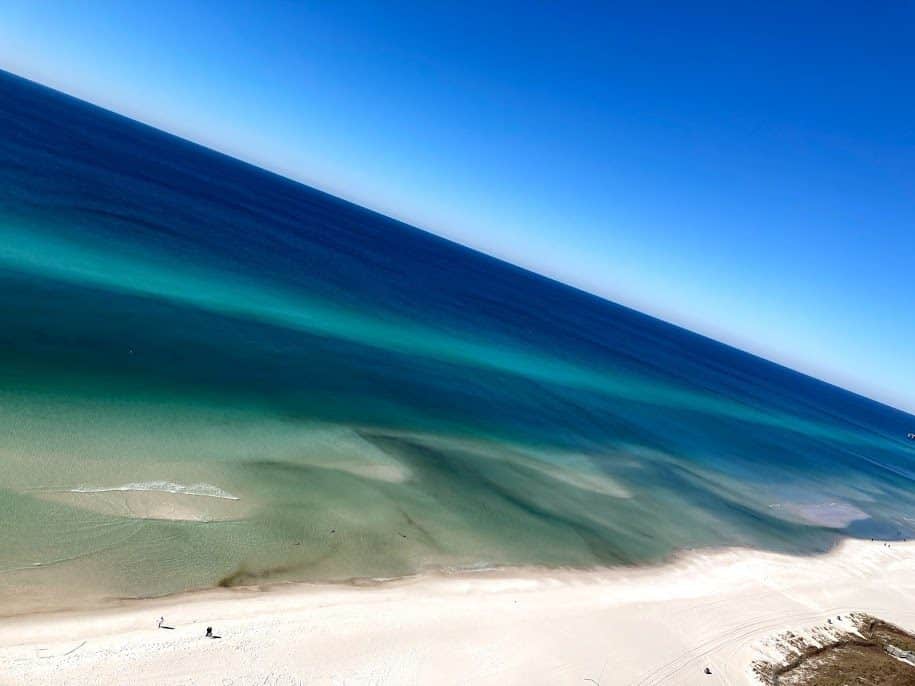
[205,626,213,638]
[157,616,164,628]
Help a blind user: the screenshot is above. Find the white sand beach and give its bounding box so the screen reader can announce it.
[1,539,914,685]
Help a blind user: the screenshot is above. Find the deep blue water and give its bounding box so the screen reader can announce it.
[1,70,913,612]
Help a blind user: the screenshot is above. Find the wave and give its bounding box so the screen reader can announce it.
[65,481,240,500]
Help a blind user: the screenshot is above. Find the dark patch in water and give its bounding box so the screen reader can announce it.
[217,562,303,587]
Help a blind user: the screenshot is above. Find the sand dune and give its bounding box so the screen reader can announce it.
[1,539,914,685]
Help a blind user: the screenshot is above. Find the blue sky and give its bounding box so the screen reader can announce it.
[1,2,913,413]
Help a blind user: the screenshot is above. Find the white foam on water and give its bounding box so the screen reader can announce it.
[66,481,240,500]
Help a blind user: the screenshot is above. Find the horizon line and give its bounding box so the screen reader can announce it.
[4,66,912,419]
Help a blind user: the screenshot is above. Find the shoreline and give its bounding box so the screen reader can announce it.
[2,538,915,684]
[0,536,846,621]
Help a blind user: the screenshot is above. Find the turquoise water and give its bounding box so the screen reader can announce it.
[1,71,913,614]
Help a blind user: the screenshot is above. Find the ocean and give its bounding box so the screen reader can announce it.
[1,70,913,614]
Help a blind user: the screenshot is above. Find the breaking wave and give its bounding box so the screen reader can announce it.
[66,481,240,500]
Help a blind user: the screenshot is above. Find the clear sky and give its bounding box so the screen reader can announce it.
[1,2,913,413]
